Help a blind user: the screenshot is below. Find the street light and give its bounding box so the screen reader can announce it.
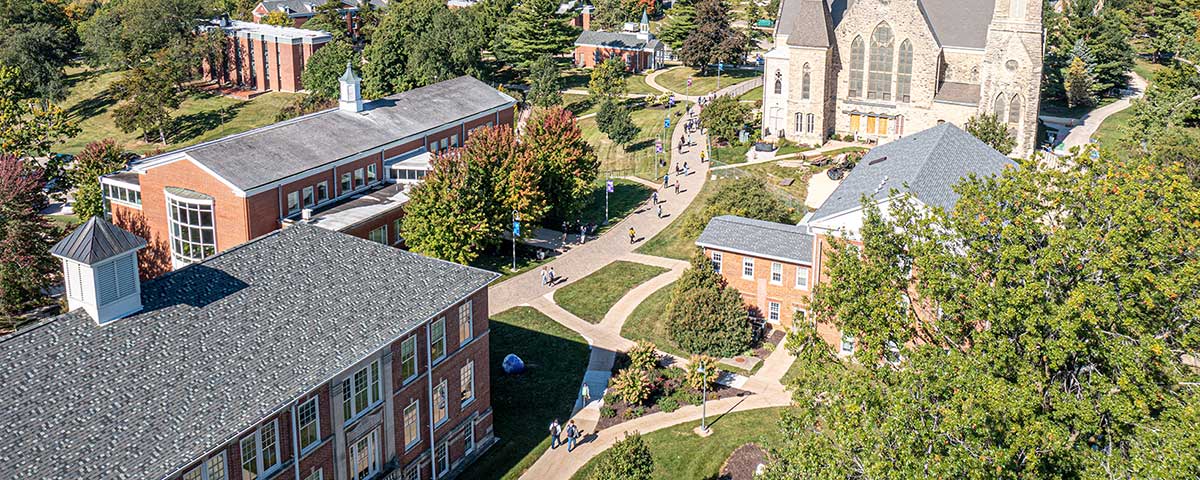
[698,363,709,433]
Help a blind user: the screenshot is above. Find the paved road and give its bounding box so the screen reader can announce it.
[1056,72,1148,150]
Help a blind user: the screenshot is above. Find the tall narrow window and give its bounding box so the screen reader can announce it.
[897,40,913,102]
[806,113,815,133]
[349,429,380,480]
[710,251,722,273]
[796,266,810,289]
[459,300,473,345]
[404,401,420,450]
[868,24,895,100]
[287,191,300,215]
[742,258,754,279]
[993,94,1007,120]
[401,336,417,382]
[341,172,352,193]
[431,318,446,362]
[801,63,811,100]
[770,262,783,284]
[773,70,782,95]
[302,186,315,207]
[298,397,320,451]
[849,36,865,97]
[460,361,475,407]
[367,164,377,183]
[342,360,382,421]
[1008,94,1022,124]
[433,380,448,426]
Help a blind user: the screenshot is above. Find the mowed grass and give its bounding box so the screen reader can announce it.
[655,66,761,96]
[738,85,763,101]
[636,177,714,260]
[620,280,689,357]
[570,407,790,480]
[459,307,590,480]
[1091,104,1135,149]
[555,260,669,323]
[739,161,821,204]
[578,101,691,181]
[578,178,654,229]
[58,66,302,155]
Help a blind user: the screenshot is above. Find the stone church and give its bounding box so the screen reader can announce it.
[762,0,1043,157]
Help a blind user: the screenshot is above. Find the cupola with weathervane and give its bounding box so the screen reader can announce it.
[50,217,146,325]
[339,60,363,113]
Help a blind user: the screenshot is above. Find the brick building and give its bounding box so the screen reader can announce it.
[2,218,499,480]
[102,70,516,272]
[252,0,388,27]
[696,123,1014,353]
[203,19,333,93]
[572,11,665,72]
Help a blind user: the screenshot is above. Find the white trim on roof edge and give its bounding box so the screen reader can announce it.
[695,242,813,267]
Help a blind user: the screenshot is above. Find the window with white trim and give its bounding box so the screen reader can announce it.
[435,442,450,477]
[460,361,475,407]
[239,420,280,480]
[450,134,459,147]
[303,470,323,480]
[302,186,315,207]
[183,452,227,480]
[464,419,476,454]
[342,360,382,422]
[317,181,329,202]
[768,302,781,322]
[742,258,754,279]
[770,262,783,284]
[404,464,421,480]
[433,379,448,426]
[431,318,446,362]
[458,300,473,345]
[440,138,449,150]
[795,266,810,289]
[287,191,300,215]
[354,168,365,189]
[104,183,142,207]
[341,172,352,193]
[167,193,216,265]
[711,251,722,273]
[349,429,380,480]
[400,336,417,383]
[368,225,387,244]
[404,400,421,450]
[367,164,377,183]
[298,397,320,451]
[885,340,902,365]
[394,218,404,245]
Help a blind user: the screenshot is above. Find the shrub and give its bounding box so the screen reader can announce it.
[673,389,702,406]
[667,253,754,357]
[588,432,654,480]
[600,406,616,418]
[656,395,679,413]
[611,368,652,405]
[627,340,660,372]
[623,405,647,419]
[685,355,721,392]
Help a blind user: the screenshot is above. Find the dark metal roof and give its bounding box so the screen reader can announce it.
[696,215,814,264]
[809,123,1016,222]
[49,217,147,264]
[1,223,498,479]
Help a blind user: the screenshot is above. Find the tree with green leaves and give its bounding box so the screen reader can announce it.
[657,0,697,50]
[0,66,79,159]
[589,57,629,102]
[964,113,1016,155]
[1064,56,1096,108]
[263,10,290,26]
[363,0,484,97]
[69,140,128,220]
[677,0,747,71]
[78,0,214,69]
[680,176,796,237]
[302,42,357,99]
[111,65,182,145]
[497,0,578,70]
[526,55,564,108]
[0,153,61,328]
[590,0,640,31]
[524,107,599,220]
[1042,0,1133,101]
[765,148,1200,478]
[698,94,750,142]
[597,100,639,150]
[589,432,654,480]
[0,0,80,101]
[666,250,753,357]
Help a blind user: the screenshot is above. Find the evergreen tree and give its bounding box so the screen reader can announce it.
[1064,56,1096,108]
[591,0,640,30]
[964,113,1017,155]
[657,0,696,50]
[589,432,654,480]
[526,55,564,108]
[666,250,752,357]
[0,153,60,328]
[497,0,578,70]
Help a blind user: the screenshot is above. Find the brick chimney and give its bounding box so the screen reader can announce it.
[50,217,147,325]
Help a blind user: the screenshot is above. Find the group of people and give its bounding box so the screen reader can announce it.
[561,221,598,247]
[548,418,582,452]
[540,266,558,287]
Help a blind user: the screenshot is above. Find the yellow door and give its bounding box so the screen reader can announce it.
[850,114,861,132]
[878,117,889,135]
[866,116,877,134]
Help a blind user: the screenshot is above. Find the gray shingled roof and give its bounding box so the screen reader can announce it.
[809,123,1016,223]
[0,223,497,480]
[934,81,982,105]
[259,0,386,16]
[696,215,814,264]
[134,76,514,192]
[782,0,832,48]
[574,30,661,51]
[798,0,995,50]
[50,217,147,264]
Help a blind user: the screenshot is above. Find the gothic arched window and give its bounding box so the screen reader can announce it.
[774,70,782,95]
[993,93,1007,120]
[896,40,913,102]
[868,23,894,101]
[849,36,865,98]
[801,64,811,100]
[1008,94,1022,124]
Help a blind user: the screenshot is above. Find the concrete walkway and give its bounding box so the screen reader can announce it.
[709,140,861,171]
[1055,72,1148,150]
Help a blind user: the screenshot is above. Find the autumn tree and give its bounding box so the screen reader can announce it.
[589,58,629,103]
[69,140,128,220]
[766,149,1200,478]
[523,107,599,221]
[263,10,290,26]
[1064,56,1096,108]
[964,113,1016,155]
[0,153,61,328]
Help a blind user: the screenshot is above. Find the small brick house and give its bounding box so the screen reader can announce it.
[697,123,1015,355]
[203,19,333,93]
[101,71,516,274]
[572,12,665,73]
[2,218,500,480]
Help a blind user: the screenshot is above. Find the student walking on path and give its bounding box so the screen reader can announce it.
[549,419,562,449]
[628,227,636,244]
[580,382,591,405]
[566,420,579,452]
[540,267,548,286]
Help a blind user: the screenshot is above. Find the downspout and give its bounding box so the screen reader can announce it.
[426,323,438,480]
[291,401,302,480]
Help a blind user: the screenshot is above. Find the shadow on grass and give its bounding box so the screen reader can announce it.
[460,307,591,480]
[169,102,247,144]
[68,86,117,120]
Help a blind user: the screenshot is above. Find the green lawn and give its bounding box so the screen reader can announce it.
[579,101,691,182]
[636,177,714,260]
[565,93,601,117]
[740,161,821,204]
[1091,105,1134,148]
[46,214,82,230]
[579,178,654,229]
[459,307,591,480]
[710,142,750,166]
[1039,96,1117,120]
[655,67,761,96]
[628,73,664,96]
[620,280,689,357]
[562,67,662,96]
[738,85,763,101]
[58,66,303,155]
[555,260,670,323]
[570,408,790,480]
[1132,58,1164,84]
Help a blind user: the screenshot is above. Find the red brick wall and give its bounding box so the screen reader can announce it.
[573,46,653,72]
[383,138,425,160]
[341,208,406,245]
[133,159,252,268]
[706,247,814,329]
[332,154,385,197]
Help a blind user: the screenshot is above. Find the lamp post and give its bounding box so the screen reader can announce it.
[511,210,520,271]
[698,363,709,433]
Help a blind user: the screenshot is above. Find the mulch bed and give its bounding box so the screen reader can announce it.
[752,329,786,361]
[596,353,752,431]
[718,443,769,480]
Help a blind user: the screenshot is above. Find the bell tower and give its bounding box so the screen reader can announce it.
[978,0,1044,157]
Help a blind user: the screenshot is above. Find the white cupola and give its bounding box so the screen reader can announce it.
[50,217,147,325]
[638,9,650,39]
[339,60,363,113]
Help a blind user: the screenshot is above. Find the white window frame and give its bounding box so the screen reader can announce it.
[240,420,281,480]
[303,470,323,480]
[464,419,476,455]
[458,300,473,345]
[430,318,446,363]
[368,225,387,244]
[742,258,754,279]
[770,262,783,285]
[298,397,320,453]
[768,302,781,323]
[287,191,301,215]
[404,400,421,451]
[317,181,329,202]
[302,186,315,207]
[342,360,382,424]
[460,361,475,408]
[183,452,227,480]
[840,334,856,356]
[166,192,217,267]
[341,172,352,193]
[354,168,365,189]
[433,379,448,427]
[103,183,142,208]
[400,336,418,384]
[366,163,377,183]
[710,251,722,273]
[349,428,381,480]
[435,441,450,478]
[796,266,810,290]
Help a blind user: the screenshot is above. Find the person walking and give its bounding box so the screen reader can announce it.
[561,221,568,245]
[628,227,636,244]
[652,190,658,205]
[657,203,663,219]
[566,420,579,452]
[580,382,591,405]
[683,161,689,176]
[662,173,669,189]
[580,224,586,244]
[674,178,680,194]
[548,266,557,285]
[549,419,562,449]
[540,266,548,286]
